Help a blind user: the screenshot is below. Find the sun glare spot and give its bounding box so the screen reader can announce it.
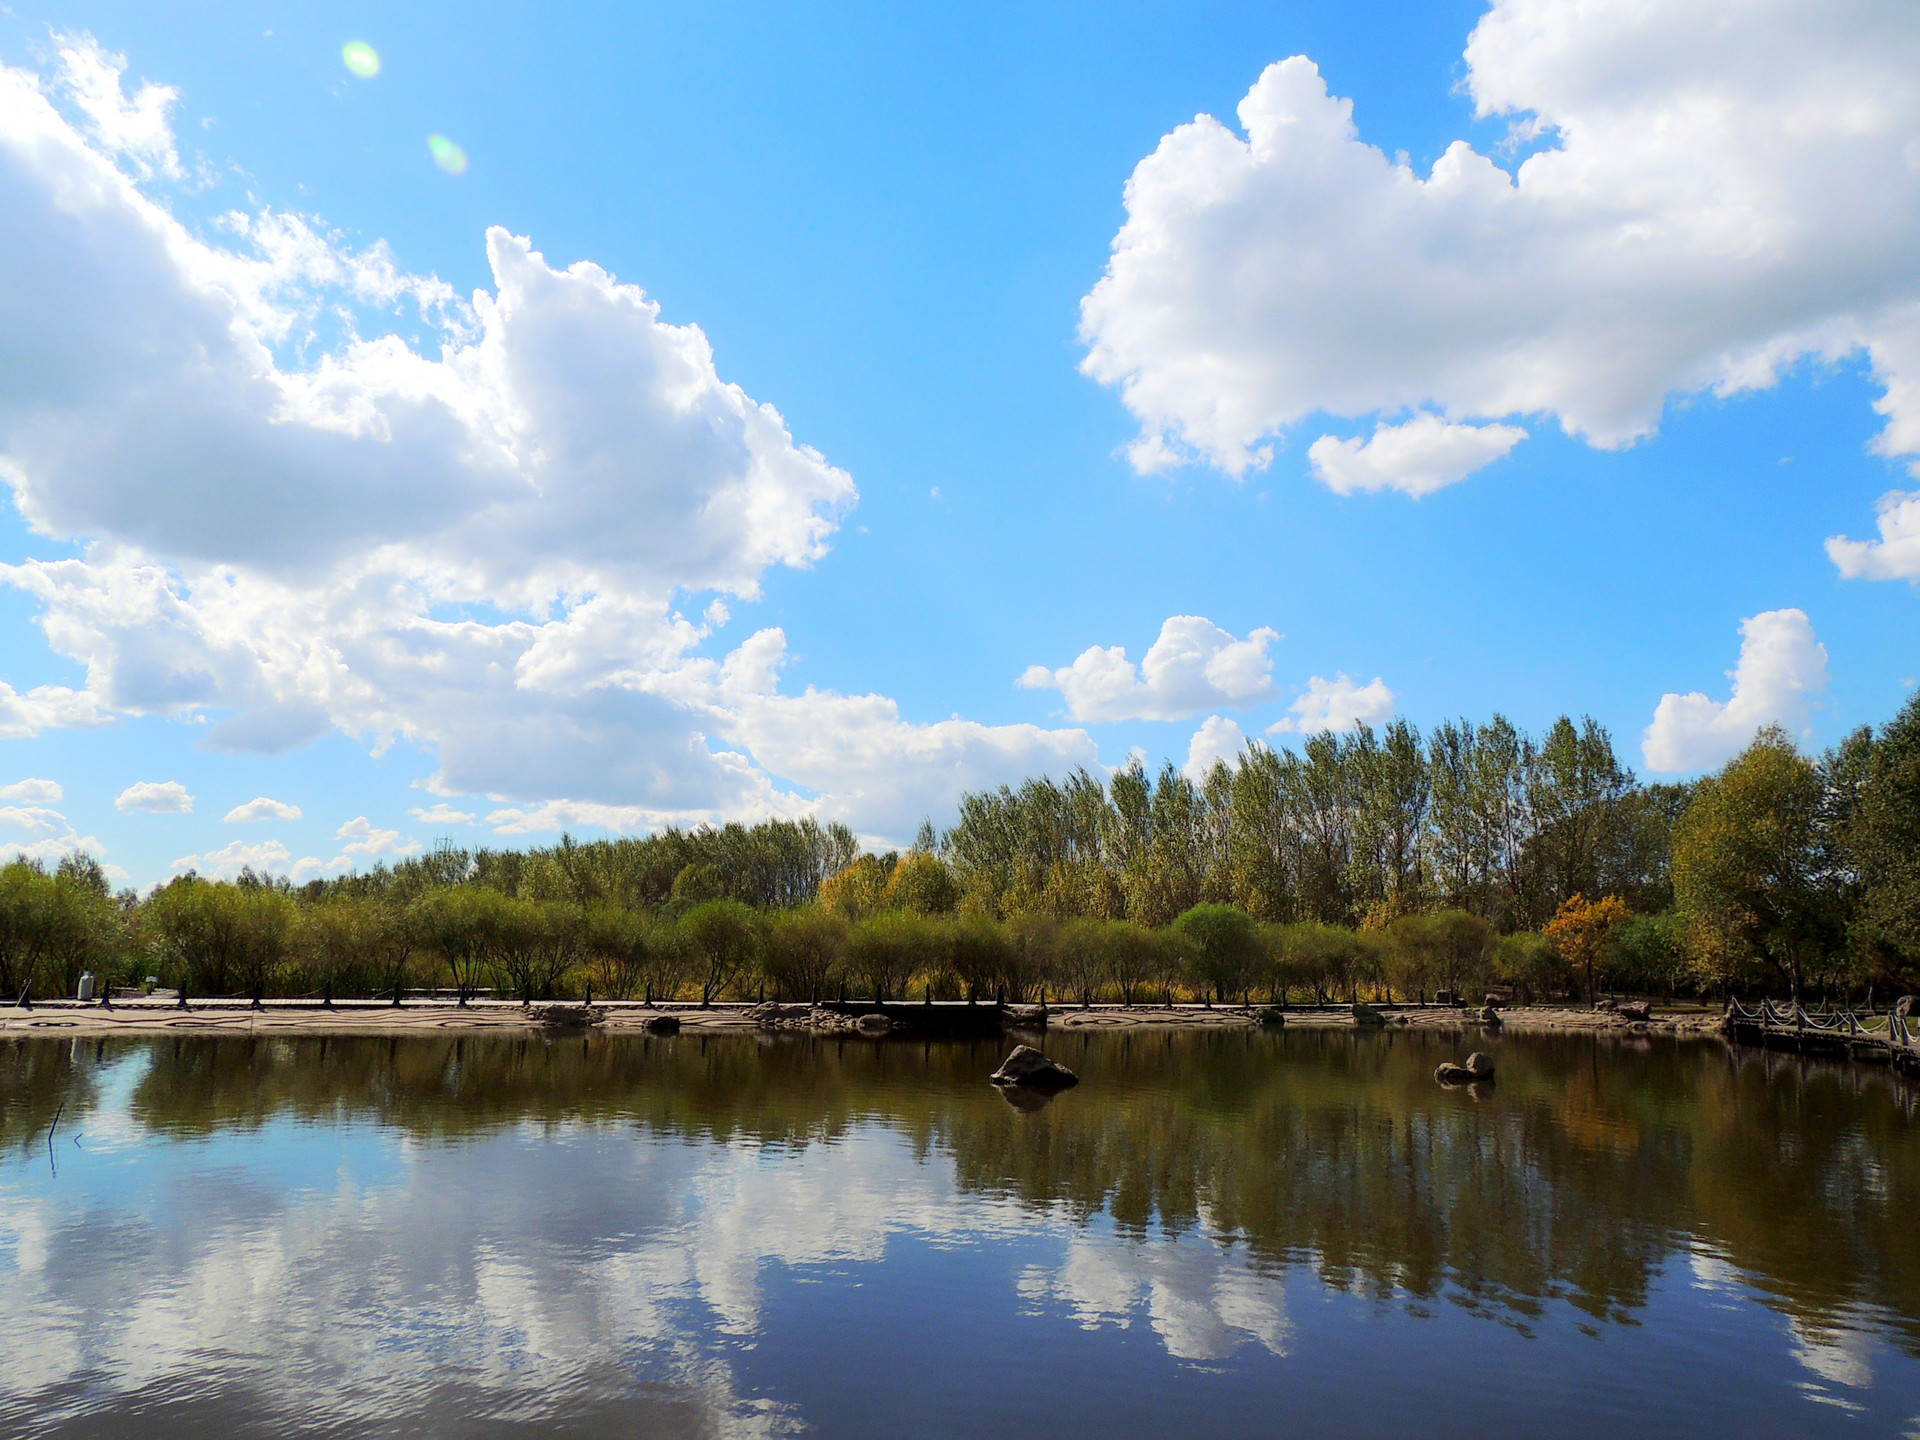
[341,41,381,79]
[427,134,469,174]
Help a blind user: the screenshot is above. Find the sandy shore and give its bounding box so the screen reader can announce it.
[0,998,1727,1040]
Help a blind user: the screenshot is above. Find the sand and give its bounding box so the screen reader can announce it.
[0,998,1727,1040]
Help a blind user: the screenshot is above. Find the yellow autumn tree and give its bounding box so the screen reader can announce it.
[1544,893,1631,1002]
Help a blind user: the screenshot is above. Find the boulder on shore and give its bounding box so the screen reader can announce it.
[856,1012,895,1036]
[1436,1051,1495,1085]
[1351,1002,1387,1027]
[644,1014,681,1035]
[535,1004,600,1029]
[1616,1000,1653,1022]
[1254,1006,1287,1028]
[1478,1005,1504,1027]
[990,1044,1078,1090]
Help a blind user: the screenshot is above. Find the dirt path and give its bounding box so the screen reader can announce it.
[1,999,1725,1039]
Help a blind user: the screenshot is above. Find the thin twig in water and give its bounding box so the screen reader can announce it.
[46,1100,63,1176]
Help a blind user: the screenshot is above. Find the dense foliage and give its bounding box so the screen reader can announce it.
[5,703,1916,1005]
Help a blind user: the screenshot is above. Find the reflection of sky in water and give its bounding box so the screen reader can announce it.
[4,1040,1920,1438]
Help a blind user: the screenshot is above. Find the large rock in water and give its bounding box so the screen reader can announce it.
[1351,1002,1387,1027]
[990,1044,1078,1090]
[1435,1051,1495,1085]
[644,1013,681,1035]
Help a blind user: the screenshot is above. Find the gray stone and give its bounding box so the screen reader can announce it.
[1435,1051,1496,1085]
[534,1004,600,1029]
[990,1044,1079,1090]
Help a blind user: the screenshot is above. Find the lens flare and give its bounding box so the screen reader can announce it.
[340,41,380,79]
[427,134,469,175]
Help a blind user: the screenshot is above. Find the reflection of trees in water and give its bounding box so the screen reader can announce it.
[1,1036,105,1154]
[55,1029,1920,1345]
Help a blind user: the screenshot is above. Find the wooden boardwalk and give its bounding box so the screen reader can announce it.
[1725,997,1920,1073]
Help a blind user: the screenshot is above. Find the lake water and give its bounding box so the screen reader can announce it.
[3,1028,1919,1438]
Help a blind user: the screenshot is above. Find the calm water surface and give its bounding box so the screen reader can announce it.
[3,1028,1919,1438]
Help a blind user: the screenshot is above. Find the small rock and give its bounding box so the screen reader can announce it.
[1478,1005,1504,1026]
[644,1014,681,1035]
[856,1012,894,1036]
[1351,1002,1387,1027]
[1254,1006,1287,1028]
[990,1044,1079,1090]
[1616,1000,1653,1022]
[748,1001,815,1028]
[1436,1051,1496,1085]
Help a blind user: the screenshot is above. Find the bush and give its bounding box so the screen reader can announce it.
[759,907,848,1000]
[1173,904,1261,1003]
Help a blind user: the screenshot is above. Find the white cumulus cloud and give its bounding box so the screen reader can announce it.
[115,780,192,814]
[409,803,476,826]
[0,40,1096,849]
[171,839,319,882]
[1307,415,1527,497]
[331,816,420,864]
[1080,1,1920,496]
[1182,716,1248,783]
[1268,674,1395,735]
[1018,616,1280,723]
[1642,609,1830,773]
[0,779,62,803]
[0,789,119,875]
[223,796,301,823]
[1827,490,1920,582]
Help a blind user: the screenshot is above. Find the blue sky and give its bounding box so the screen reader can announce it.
[0,0,1915,886]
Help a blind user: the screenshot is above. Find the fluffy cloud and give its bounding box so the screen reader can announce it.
[1268,673,1395,734]
[49,32,182,181]
[0,42,1092,848]
[331,816,420,863]
[223,796,301,823]
[171,838,312,882]
[1080,0,1920,499]
[1828,490,1920,582]
[0,790,119,874]
[1642,609,1829,773]
[0,778,62,803]
[410,803,476,826]
[1181,716,1247,782]
[114,780,193,814]
[0,682,106,740]
[1307,416,1527,497]
[1018,616,1280,723]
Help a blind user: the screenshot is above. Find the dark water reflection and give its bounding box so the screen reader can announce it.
[3,1029,1919,1438]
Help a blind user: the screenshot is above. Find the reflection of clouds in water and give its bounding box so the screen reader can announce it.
[687,1136,1028,1334]
[1791,1318,1874,1394]
[1693,1242,1878,1407]
[0,1118,1033,1436]
[1018,1228,1291,1364]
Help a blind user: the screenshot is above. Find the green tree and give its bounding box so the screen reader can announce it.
[759,907,848,1000]
[1833,695,1920,983]
[677,899,760,1004]
[1173,904,1261,1003]
[1672,729,1840,997]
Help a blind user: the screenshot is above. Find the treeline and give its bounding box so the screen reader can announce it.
[4,701,1916,1005]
